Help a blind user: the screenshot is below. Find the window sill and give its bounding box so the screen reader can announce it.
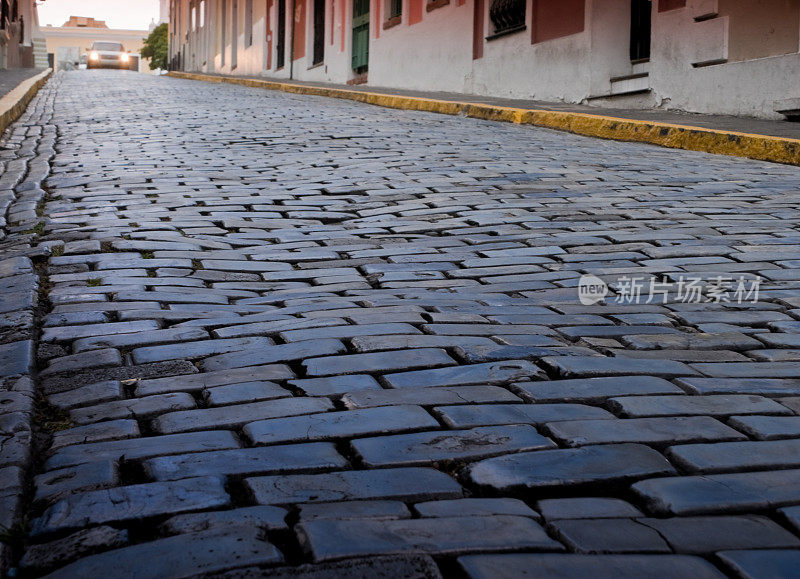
[383,15,401,29]
[486,24,526,41]
[308,61,324,70]
[426,0,449,12]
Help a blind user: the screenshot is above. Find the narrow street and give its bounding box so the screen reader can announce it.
[3,69,800,576]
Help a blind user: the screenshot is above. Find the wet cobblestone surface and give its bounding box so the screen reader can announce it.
[3,70,800,576]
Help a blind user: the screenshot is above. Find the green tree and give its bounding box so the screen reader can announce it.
[141,23,168,70]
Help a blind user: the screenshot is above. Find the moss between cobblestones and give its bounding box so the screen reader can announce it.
[168,71,800,166]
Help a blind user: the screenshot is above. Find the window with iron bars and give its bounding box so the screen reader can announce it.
[488,0,526,38]
[389,0,402,18]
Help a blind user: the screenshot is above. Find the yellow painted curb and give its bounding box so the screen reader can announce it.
[0,68,53,137]
[169,71,800,166]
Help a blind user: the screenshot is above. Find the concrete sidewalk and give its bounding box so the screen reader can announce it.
[0,69,45,99]
[170,71,800,166]
[0,69,52,136]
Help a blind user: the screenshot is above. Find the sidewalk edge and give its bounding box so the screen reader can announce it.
[168,71,800,166]
[0,68,53,137]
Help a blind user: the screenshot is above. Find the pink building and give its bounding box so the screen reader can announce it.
[168,0,800,119]
[0,0,44,69]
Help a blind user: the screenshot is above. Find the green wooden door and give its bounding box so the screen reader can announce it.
[352,0,370,70]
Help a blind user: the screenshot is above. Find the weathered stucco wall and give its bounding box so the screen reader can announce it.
[170,0,800,118]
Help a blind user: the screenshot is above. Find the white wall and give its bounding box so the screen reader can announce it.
[173,0,800,119]
[369,0,473,93]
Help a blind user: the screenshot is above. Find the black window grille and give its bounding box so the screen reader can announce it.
[488,0,526,37]
[630,0,651,61]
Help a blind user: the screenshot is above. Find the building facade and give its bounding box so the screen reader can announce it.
[42,17,149,72]
[168,0,800,119]
[0,0,45,69]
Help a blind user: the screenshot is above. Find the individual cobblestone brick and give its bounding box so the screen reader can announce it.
[42,527,282,578]
[201,339,348,371]
[144,442,347,481]
[70,392,196,425]
[621,332,763,351]
[159,505,289,534]
[45,430,240,470]
[288,375,382,396]
[302,348,457,377]
[514,376,684,402]
[458,554,725,579]
[72,327,209,352]
[550,518,671,554]
[343,386,521,409]
[246,468,463,505]
[238,554,443,579]
[689,362,800,378]
[727,415,800,440]
[637,515,800,554]
[352,425,556,467]
[280,322,421,342]
[47,380,123,410]
[717,550,800,579]
[666,438,800,473]
[132,336,275,365]
[414,498,538,519]
[49,419,140,451]
[546,416,746,447]
[204,381,291,405]
[383,360,545,388]
[675,377,800,396]
[297,500,412,521]
[468,444,675,492]
[32,476,231,536]
[296,515,563,561]
[41,320,160,343]
[134,364,295,395]
[244,405,439,445]
[433,403,614,428]
[19,526,129,575]
[541,356,698,378]
[0,340,34,377]
[41,348,123,376]
[34,461,118,502]
[537,498,642,520]
[152,397,332,434]
[632,469,800,515]
[606,394,791,417]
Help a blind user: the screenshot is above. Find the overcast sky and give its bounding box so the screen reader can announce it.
[38,0,160,31]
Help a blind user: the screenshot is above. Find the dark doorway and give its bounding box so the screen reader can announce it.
[276,0,286,68]
[351,0,369,71]
[221,0,227,66]
[231,0,238,68]
[630,0,651,61]
[313,0,325,65]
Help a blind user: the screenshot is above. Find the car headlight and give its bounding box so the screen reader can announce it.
[121,53,130,63]
[89,51,99,61]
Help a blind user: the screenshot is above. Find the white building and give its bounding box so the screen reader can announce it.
[167,0,800,120]
[160,0,170,24]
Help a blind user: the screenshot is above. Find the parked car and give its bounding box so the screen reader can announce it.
[87,41,131,69]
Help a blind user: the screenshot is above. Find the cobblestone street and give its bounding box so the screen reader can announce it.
[4,69,800,576]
